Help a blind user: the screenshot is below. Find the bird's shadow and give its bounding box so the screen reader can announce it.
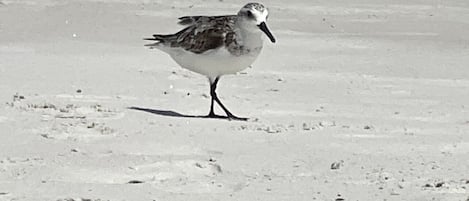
[127,106,230,120]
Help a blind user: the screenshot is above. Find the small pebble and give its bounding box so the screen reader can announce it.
[435,181,445,188]
[364,125,373,130]
[208,157,216,162]
[331,161,343,170]
[127,180,144,184]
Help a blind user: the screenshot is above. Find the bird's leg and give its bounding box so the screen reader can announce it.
[206,77,219,118]
[209,77,248,121]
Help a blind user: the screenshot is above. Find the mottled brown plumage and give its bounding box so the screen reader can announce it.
[146,15,238,54]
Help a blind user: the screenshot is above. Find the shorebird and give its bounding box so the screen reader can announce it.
[144,2,276,121]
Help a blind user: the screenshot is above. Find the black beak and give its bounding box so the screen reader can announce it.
[257,22,276,43]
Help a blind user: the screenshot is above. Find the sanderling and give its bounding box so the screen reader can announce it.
[144,2,276,121]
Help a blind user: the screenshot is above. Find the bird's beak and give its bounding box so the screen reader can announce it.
[257,22,276,43]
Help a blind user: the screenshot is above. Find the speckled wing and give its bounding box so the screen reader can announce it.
[177,15,236,27]
[145,15,237,54]
[176,15,237,54]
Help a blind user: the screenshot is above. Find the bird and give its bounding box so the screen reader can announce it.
[144,2,276,121]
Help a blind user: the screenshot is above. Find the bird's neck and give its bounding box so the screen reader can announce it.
[231,25,263,57]
[237,27,263,49]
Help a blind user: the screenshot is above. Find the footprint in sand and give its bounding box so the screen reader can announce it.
[7,93,124,142]
[0,157,45,180]
[58,158,230,193]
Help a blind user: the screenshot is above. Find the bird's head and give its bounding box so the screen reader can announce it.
[237,3,276,43]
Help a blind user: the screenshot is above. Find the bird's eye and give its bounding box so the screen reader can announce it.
[247,11,254,18]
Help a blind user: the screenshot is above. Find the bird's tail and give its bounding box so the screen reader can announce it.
[143,34,172,49]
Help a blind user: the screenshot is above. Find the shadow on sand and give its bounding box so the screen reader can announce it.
[127,106,229,120]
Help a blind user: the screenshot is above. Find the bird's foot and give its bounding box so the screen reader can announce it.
[204,113,228,119]
[204,112,248,121]
[227,114,249,121]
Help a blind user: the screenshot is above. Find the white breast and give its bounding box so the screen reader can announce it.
[170,46,262,79]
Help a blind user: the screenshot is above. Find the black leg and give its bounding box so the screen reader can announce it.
[206,77,223,118]
[206,77,248,121]
[208,78,216,116]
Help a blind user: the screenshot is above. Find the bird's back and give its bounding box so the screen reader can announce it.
[145,15,238,54]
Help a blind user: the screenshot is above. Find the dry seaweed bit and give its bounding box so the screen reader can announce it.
[435,181,445,188]
[127,180,144,184]
[13,93,25,101]
[331,160,344,170]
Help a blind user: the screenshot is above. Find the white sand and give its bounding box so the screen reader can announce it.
[0,0,468,200]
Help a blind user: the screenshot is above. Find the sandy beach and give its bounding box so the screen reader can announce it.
[0,0,468,200]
